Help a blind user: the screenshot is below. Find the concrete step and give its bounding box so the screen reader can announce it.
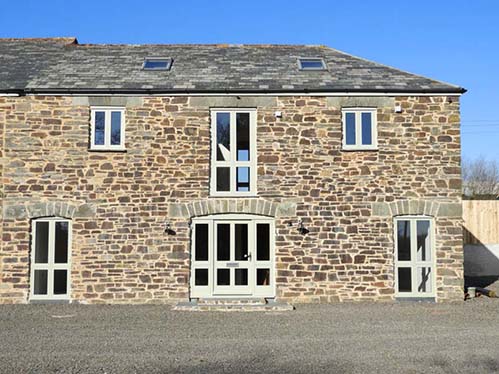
[197,298,267,306]
[173,299,294,312]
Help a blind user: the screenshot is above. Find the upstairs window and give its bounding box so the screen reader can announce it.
[211,109,257,196]
[298,58,327,70]
[143,57,172,70]
[90,107,125,151]
[342,108,378,150]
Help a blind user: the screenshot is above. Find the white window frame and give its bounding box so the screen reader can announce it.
[394,216,436,299]
[342,108,378,150]
[30,217,72,301]
[297,57,327,71]
[210,109,257,197]
[142,57,173,71]
[190,214,275,299]
[90,107,126,151]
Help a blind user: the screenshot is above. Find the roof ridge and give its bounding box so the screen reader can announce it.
[73,43,322,48]
[0,37,77,45]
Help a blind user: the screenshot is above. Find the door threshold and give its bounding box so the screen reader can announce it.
[174,298,294,312]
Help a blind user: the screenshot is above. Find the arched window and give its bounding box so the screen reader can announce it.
[30,217,71,301]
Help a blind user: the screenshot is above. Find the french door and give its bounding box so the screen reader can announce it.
[191,214,274,298]
[394,216,436,298]
[30,217,71,301]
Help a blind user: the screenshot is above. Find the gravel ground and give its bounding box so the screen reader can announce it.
[1,300,499,373]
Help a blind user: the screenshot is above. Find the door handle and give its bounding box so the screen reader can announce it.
[244,253,252,260]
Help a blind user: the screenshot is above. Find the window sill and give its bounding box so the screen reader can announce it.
[395,297,436,303]
[29,298,71,304]
[209,194,259,199]
[88,148,127,153]
[342,146,378,152]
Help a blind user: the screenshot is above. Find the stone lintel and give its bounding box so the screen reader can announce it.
[168,199,297,219]
[371,200,462,218]
[327,96,395,109]
[72,96,144,108]
[3,200,95,219]
[190,96,277,108]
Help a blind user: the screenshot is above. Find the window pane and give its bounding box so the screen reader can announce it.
[345,112,356,145]
[397,221,411,261]
[216,167,230,192]
[398,267,412,292]
[236,113,250,161]
[361,112,372,145]
[53,270,67,295]
[110,111,122,146]
[217,224,230,261]
[216,113,231,161]
[195,269,208,286]
[54,221,68,264]
[299,59,325,70]
[35,221,49,264]
[195,224,209,261]
[217,269,230,286]
[34,270,48,295]
[417,221,431,262]
[235,269,248,286]
[417,267,432,293]
[143,59,170,70]
[94,111,105,145]
[257,224,270,261]
[235,224,248,261]
[236,167,250,192]
[257,268,270,286]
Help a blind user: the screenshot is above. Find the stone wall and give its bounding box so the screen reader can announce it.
[0,95,463,303]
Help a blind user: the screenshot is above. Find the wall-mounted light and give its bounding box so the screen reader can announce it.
[394,104,402,113]
[287,219,310,235]
[274,111,282,119]
[165,222,176,235]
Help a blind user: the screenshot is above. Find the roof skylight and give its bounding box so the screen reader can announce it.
[143,58,173,71]
[298,58,327,71]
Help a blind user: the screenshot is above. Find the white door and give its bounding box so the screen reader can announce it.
[190,214,274,298]
[394,216,436,298]
[30,217,72,301]
[214,221,253,295]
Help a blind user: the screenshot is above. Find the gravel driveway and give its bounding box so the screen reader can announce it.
[1,300,499,373]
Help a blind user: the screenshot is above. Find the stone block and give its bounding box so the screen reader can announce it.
[326,96,394,109]
[169,203,189,218]
[75,203,97,218]
[190,96,276,108]
[71,96,90,106]
[3,204,27,219]
[437,203,462,217]
[27,202,48,218]
[371,202,391,217]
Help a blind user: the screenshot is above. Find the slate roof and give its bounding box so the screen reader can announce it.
[0,37,465,94]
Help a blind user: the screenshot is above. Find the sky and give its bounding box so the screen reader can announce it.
[1,0,498,161]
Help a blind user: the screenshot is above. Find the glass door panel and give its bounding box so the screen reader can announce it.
[213,221,253,295]
[190,216,275,298]
[395,218,434,298]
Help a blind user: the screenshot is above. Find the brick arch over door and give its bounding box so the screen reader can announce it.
[168,199,297,219]
[2,200,96,220]
[371,199,462,218]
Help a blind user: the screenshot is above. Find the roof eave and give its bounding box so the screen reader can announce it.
[18,87,467,95]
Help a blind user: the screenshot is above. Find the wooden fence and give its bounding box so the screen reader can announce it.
[463,200,499,244]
